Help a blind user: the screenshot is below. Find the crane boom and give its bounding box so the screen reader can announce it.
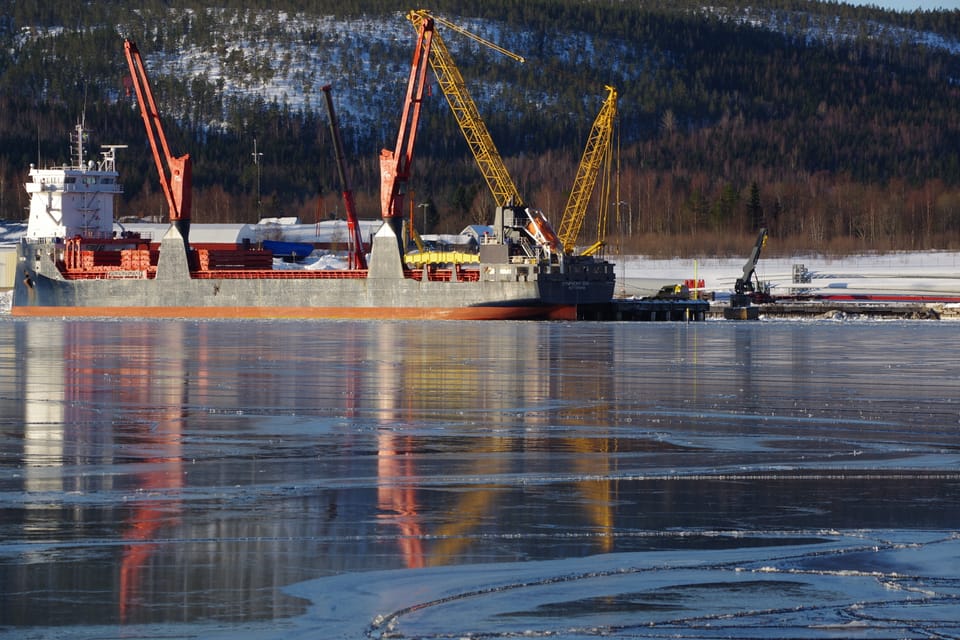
[123,39,192,241]
[322,85,367,270]
[380,13,434,245]
[736,227,768,295]
[557,86,617,255]
[407,10,523,209]
[428,13,525,64]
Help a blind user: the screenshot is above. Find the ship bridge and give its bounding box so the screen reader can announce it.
[25,124,126,240]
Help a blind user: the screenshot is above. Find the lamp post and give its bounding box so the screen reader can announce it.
[612,201,630,296]
[417,202,430,235]
[251,138,263,220]
[614,200,632,238]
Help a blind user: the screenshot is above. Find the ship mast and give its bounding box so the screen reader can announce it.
[70,122,87,170]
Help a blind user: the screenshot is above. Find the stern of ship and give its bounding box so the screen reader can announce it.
[537,255,616,305]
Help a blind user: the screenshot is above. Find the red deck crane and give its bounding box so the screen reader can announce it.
[379,13,435,248]
[123,39,192,243]
[321,85,368,270]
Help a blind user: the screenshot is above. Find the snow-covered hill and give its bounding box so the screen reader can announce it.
[15,5,958,133]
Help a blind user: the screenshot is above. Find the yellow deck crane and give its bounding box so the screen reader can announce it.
[406,10,564,259]
[557,85,618,256]
[407,9,522,207]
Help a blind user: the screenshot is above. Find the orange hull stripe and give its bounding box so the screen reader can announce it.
[11,305,577,321]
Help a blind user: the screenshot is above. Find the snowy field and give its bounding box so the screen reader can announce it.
[615,251,960,300]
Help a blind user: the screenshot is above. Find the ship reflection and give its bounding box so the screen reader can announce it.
[372,322,620,568]
[3,319,696,628]
[116,324,186,623]
[12,321,187,625]
[376,434,426,568]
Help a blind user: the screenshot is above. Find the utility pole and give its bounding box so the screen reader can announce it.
[252,138,263,220]
[417,202,430,234]
[614,200,631,237]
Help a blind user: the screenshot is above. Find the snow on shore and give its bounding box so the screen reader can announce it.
[616,251,960,298]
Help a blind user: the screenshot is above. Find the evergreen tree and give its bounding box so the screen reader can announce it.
[747,182,764,231]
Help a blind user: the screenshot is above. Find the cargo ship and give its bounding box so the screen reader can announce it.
[12,27,615,320]
[11,126,614,320]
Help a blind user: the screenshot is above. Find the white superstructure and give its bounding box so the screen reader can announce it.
[24,123,126,240]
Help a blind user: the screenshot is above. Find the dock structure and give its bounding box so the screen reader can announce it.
[581,298,710,321]
[715,299,957,320]
[756,299,947,320]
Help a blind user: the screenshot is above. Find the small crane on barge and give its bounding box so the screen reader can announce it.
[724,227,772,320]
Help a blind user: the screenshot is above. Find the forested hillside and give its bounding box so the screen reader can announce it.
[1,0,959,255]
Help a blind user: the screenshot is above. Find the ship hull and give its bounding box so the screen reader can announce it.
[13,228,614,321]
[12,271,580,321]
[11,303,578,321]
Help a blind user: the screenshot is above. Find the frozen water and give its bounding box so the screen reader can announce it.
[292,534,960,639]
[0,319,958,638]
